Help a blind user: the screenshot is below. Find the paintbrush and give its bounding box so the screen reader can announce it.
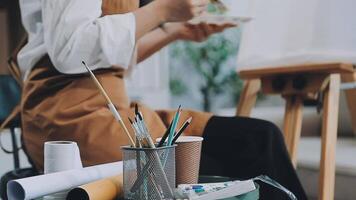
[82,61,135,146]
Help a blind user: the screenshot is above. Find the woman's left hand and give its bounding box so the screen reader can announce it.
[163,22,236,42]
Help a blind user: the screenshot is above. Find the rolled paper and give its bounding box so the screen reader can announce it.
[66,174,124,200]
[7,161,123,200]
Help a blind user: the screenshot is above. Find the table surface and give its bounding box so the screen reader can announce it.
[238,62,355,79]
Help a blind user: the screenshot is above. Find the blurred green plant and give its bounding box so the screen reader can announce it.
[169,29,245,111]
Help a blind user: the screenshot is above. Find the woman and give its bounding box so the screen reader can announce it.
[18,0,307,199]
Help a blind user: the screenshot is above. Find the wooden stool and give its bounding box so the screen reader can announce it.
[235,63,356,200]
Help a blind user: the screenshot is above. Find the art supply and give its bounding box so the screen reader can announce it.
[122,145,176,200]
[134,103,139,116]
[7,161,123,200]
[189,14,252,26]
[82,61,135,146]
[176,179,256,200]
[157,136,203,185]
[66,174,124,200]
[43,141,83,200]
[172,117,192,144]
[157,122,173,147]
[127,106,175,198]
[167,105,182,146]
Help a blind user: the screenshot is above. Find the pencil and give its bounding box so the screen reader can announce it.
[167,105,182,146]
[172,117,192,144]
[157,122,173,147]
[82,61,135,146]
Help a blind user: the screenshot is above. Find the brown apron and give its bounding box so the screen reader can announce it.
[21,0,212,171]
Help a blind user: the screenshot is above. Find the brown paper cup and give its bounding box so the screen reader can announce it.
[175,136,203,185]
[157,136,203,185]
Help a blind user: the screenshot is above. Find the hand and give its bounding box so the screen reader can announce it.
[163,22,236,42]
[156,0,210,22]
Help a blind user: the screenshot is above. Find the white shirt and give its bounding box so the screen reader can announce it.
[18,0,136,79]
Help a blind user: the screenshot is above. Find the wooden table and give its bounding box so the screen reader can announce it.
[235,62,356,200]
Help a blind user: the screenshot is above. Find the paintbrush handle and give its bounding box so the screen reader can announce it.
[108,103,135,146]
[119,120,135,146]
[83,61,135,146]
[83,61,112,104]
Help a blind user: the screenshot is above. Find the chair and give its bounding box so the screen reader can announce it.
[0,74,39,200]
[0,74,21,169]
[236,62,356,200]
[0,37,38,199]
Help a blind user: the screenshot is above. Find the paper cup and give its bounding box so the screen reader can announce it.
[156,136,203,185]
[44,141,83,199]
[44,141,83,174]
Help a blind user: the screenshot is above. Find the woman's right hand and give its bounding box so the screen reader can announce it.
[157,0,210,22]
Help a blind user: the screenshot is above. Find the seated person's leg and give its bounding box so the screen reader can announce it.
[200,116,307,200]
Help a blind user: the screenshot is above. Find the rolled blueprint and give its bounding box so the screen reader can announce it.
[44,141,83,174]
[66,174,124,200]
[43,141,83,199]
[7,161,123,200]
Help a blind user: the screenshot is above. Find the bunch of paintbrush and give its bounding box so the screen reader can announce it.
[82,62,172,198]
[129,105,193,199]
[128,104,155,148]
[82,61,193,199]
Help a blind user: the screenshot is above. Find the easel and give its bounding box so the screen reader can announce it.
[236,62,356,200]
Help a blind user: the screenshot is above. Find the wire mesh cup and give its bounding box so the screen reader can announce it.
[122,145,176,200]
[156,136,203,186]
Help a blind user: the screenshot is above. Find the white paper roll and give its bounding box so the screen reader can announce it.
[43,141,83,199]
[44,141,83,174]
[7,161,123,200]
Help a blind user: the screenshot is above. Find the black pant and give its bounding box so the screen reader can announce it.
[200,116,307,200]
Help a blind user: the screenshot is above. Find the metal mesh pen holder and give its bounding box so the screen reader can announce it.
[122,145,176,200]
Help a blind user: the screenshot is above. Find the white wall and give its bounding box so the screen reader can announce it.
[125,48,171,109]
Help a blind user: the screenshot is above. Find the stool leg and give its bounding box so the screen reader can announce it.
[236,79,261,117]
[283,96,303,167]
[319,74,340,200]
[341,72,356,134]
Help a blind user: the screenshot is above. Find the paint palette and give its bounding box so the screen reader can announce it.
[189,14,252,26]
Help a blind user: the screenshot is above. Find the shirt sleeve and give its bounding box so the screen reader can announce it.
[42,0,136,74]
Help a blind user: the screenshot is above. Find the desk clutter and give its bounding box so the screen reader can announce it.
[5,141,261,200]
[6,62,297,200]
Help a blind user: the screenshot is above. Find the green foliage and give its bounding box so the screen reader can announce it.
[170,78,187,96]
[169,29,245,111]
